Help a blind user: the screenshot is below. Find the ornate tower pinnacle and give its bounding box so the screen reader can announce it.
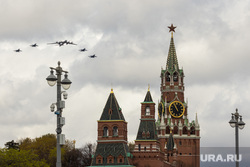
[168,24,176,38]
[166,24,179,73]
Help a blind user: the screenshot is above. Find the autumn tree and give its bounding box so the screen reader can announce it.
[19,134,57,166]
[7,134,96,167]
[0,148,49,167]
[81,143,96,166]
[63,142,96,167]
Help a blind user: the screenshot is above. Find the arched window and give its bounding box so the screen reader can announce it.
[166,72,170,82]
[142,131,146,138]
[173,126,178,134]
[103,127,108,137]
[96,155,103,164]
[146,107,150,115]
[144,146,146,151]
[113,126,118,136]
[109,109,112,115]
[138,144,141,151]
[118,155,124,163]
[166,126,170,134]
[183,126,188,135]
[146,131,150,139]
[173,72,178,82]
[107,155,113,164]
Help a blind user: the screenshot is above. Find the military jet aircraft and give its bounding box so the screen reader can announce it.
[65,40,77,45]
[14,49,22,52]
[48,40,77,46]
[30,43,38,47]
[79,48,87,52]
[89,54,97,58]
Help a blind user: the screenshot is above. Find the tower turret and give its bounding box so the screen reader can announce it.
[91,89,133,166]
[132,87,165,167]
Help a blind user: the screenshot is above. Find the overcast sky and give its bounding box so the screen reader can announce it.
[0,0,249,148]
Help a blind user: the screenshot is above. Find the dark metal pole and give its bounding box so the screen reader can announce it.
[235,110,239,167]
[235,123,239,167]
[229,109,245,167]
[47,61,71,167]
[56,62,62,167]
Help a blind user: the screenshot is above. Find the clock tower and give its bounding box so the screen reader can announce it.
[156,24,200,167]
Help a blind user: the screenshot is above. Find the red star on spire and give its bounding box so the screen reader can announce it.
[168,24,177,32]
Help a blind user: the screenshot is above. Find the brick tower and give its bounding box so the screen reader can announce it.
[156,24,200,167]
[91,89,134,166]
[132,87,165,167]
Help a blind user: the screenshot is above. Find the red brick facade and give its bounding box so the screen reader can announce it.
[131,27,200,167]
[91,25,200,167]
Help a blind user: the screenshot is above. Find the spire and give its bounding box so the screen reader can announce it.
[160,113,165,126]
[144,86,153,102]
[195,112,199,128]
[167,132,175,151]
[100,89,125,121]
[166,24,179,73]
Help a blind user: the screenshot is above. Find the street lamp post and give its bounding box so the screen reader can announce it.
[229,108,245,167]
[46,61,72,167]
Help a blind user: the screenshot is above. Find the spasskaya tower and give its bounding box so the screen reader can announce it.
[156,24,200,167]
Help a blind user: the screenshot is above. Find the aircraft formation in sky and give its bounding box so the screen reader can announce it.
[47,40,77,47]
[14,40,96,58]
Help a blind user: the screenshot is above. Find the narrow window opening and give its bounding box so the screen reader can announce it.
[166,72,170,82]
[146,106,150,115]
[103,127,108,137]
[113,126,118,136]
[173,72,178,82]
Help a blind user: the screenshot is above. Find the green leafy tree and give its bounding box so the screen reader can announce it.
[5,140,19,150]
[19,134,57,166]
[0,148,49,167]
[12,134,96,167]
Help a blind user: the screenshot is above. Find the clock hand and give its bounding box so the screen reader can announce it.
[173,103,178,111]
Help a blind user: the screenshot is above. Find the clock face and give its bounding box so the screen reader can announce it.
[169,101,185,118]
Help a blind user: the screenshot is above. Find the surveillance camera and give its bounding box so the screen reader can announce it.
[63,92,68,100]
[50,103,56,112]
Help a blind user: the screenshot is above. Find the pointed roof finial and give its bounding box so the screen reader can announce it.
[166,24,179,72]
[168,24,176,38]
[100,89,125,121]
[168,24,176,32]
[195,112,200,128]
[144,86,153,102]
[111,83,114,93]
